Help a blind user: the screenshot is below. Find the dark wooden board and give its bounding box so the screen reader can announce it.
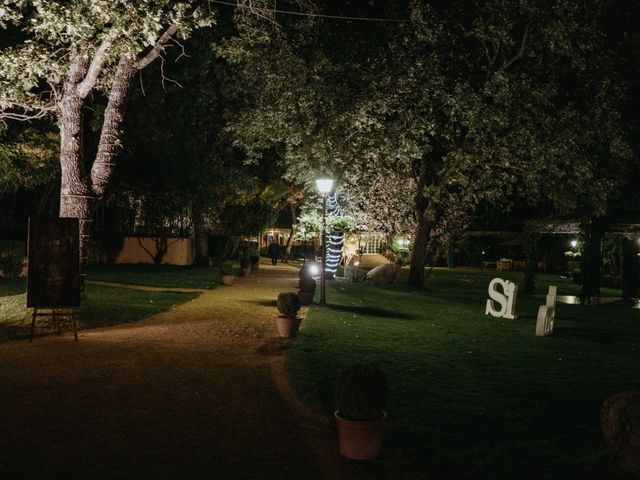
[27,218,80,308]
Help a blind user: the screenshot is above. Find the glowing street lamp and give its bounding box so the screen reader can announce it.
[570,239,578,249]
[315,177,334,305]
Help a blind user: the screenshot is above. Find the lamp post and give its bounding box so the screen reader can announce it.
[315,178,334,305]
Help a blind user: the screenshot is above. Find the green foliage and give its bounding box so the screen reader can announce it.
[220,262,234,276]
[0,240,25,278]
[238,240,260,258]
[239,255,251,269]
[208,235,239,266]
[335,363,388,422]
[0,123,58,192]
[296,211,322,241]
[388,236,410,266]
[277,291,300,319]
[249,254,260,266]
[299,276,316,294]
[0,1,215,115]
[328,215,354,233]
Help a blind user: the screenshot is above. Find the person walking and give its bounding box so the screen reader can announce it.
[268,242,281,266]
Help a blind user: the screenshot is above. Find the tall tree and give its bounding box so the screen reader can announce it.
[0,1,215,281]
[221,0,634,287]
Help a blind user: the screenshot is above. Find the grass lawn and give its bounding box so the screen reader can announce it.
[87,263,223,289]
[286,268,639,479]
[0,265,205,340]
[0,277,27,297]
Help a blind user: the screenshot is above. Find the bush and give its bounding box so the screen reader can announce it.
[221,262,234,276]
[277,292,301,318]
[238,240,259,257]
[240,256,251,269]
[335,364,388,421]
[208,235,239,266]
[299,276,316,294]
[250,255,260,266]
[0,240,26,278]
[291,244,315,260]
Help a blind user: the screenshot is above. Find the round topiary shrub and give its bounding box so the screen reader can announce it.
[336,363,388,421]
[299,276,316,294]
[277,292,301,319]
[221,262,234,276]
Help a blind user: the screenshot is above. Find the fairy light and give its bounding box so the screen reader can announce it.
[324,194,344,276]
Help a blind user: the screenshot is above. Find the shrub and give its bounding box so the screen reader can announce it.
[291,244,315,261]
[277,292,301,318]
[240,256,251,269]
[250,255,260,266]
[221,262,234,276]
[299,276,316,294]
[0,240,26,278]
[336,364,388,421]
[208,235,240,266]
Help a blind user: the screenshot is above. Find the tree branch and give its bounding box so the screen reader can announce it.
[136,23,180,70]
[501,22,530,70]
[76,30,118,98]
[0,105,56,121]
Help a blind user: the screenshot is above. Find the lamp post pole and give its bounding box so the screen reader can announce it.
[315,177,334,306]
[321,193,327,305]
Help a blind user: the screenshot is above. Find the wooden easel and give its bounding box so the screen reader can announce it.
[30,307,78,342]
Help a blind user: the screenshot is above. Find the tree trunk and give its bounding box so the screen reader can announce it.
[91,56,138,196]
[192,199,209,266]
[408,156,431,288]
[622,237,639,300]
[522,223,539,294]
[284,204,297,262]
[58,93,93,287]
[408,214,431,288]
[580,218,604,304]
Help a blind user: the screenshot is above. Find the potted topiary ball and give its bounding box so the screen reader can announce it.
[335,363,388,460]
[298,277,316,306]
[275,292,302,338]
[240,255,251,277]
[250,255,260,271]
[220,262,235,286]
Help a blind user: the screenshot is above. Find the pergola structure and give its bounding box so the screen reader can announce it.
[526,220,640,302]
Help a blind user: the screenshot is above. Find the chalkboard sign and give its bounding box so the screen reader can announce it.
[27,218,80,308]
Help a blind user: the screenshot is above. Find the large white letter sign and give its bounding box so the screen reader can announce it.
[536,285,557,336]
[485,278,518,319]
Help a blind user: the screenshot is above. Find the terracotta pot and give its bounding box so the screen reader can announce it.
[335,411,386,460]
[275,315,302,338]
[221,274,234,286]
[241,268,251,277]
[298,291,314,306]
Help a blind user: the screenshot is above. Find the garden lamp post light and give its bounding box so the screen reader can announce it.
[315,178,334,305]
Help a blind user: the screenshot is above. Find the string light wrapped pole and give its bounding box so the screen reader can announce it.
[315,178,334,305]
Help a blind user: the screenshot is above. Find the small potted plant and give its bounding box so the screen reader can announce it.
[335,363,388,460]
[240,255,251,277]
[275,292,302,338]
[298,277,316,305]
[220,262,234,286]
[250,254,260,271]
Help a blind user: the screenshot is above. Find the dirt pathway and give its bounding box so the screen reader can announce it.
[0,261,404,480]
[0,262,342,480]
